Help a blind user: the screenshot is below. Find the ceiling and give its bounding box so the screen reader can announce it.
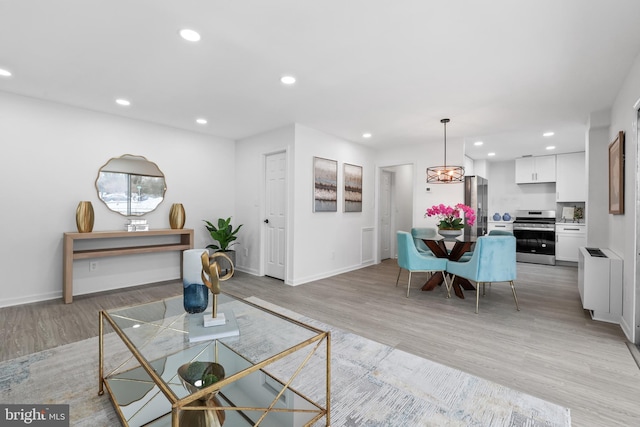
[1,0,639,160]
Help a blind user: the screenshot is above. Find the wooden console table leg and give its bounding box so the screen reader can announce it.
[63,234,74,304]
[180,229,195,282]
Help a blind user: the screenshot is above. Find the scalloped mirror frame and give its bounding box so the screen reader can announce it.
[95,154,167,216]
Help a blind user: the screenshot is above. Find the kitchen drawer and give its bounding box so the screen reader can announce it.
[556,224,586,235]
[488,221,513,233]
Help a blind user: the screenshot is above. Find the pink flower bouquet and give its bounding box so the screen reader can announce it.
[425,203,476,229]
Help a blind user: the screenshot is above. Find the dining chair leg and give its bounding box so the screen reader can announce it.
[444,273,453,298]
[396,268,402,287]
[476,282,481,314]
[509,280,520,311]
[406,271,412,297]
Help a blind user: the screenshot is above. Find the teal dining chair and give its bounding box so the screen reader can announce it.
[396,231,448,297]
[445,235,518,313]
[411,227,438,254]
[488,229,513,236]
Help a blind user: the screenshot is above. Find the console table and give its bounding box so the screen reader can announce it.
[63,228,194,303]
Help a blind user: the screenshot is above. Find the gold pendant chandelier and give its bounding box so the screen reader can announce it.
[426,118,465,183]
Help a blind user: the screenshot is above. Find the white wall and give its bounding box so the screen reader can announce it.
[291,124,376,284]
[607,51,640,342]
[487,160,556,217]
[586,111,610,247]
[0,92,234,307]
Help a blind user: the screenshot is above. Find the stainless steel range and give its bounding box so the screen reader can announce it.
[513,210,556,265]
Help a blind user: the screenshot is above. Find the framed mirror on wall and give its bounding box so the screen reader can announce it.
[95,154,166,216]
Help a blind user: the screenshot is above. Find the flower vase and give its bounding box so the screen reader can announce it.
[438,228,463,240]
[183,249,209,314]
[76,201,94,233]
[169,203,186,229]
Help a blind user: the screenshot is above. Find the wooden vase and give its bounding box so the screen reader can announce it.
[76,201,94,233]
[169,203,186,229]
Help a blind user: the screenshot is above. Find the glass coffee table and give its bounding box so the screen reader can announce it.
[99,292,331,426]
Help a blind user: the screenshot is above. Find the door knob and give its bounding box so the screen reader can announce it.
[264,219,269,224]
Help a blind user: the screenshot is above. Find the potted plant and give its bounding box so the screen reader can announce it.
[204,217,243,273]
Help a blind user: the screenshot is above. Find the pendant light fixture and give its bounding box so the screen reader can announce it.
[426,118,465,183]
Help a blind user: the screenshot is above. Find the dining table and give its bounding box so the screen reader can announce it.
[421,237,476,299]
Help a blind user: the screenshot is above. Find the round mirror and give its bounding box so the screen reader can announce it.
[95,154,166,216]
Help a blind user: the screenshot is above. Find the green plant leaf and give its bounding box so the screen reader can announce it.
[203,217,243,251]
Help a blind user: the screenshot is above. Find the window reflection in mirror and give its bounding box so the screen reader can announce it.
[96,155,166,216]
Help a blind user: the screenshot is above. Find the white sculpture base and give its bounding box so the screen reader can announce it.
[188,309,239,343]
[203,312,226,327]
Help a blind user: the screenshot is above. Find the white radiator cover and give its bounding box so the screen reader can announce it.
[577,247,622,324]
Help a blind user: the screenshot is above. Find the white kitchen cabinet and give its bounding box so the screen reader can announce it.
[515,155,556,183]
[487,221,513,234]
[556,223,586,262]
[556,152,586,202]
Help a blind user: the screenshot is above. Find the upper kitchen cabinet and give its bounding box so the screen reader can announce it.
[515,155,556,183]
[556,152,586,202]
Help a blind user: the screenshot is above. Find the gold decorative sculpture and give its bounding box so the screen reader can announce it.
[200,251,234,322]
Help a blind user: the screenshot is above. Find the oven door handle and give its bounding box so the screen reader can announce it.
[513,227,555,232]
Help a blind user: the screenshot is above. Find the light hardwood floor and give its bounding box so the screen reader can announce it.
[2,260,639,426]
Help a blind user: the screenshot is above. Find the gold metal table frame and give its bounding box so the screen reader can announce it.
[99,292,331,426]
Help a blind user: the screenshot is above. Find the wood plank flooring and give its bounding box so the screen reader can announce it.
[2,260,639,426]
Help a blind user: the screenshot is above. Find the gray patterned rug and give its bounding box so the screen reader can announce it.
[0,297,570,426]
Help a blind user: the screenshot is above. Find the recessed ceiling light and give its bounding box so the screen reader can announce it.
[115,98,131,107]
[179,28,201,42]
[196,118,208,125]
[488,152,496,157]
[546,146,556,150]
[543,131,555,137]
[0,68,12,77]
[362,133,372,138]
[474,141,483,146]
[280,75,296,85]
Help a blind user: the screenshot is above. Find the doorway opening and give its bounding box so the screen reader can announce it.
[379,164,414,261]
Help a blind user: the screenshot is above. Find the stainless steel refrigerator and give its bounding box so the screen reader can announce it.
[464,175,488,239]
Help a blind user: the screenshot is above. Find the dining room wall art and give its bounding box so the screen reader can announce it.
[313,156,338,212]
[608,130,625,214]
[343,163,363,212]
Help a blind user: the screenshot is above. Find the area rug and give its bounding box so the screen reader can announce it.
[0,297,571,426]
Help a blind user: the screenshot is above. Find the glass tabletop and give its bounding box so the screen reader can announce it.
[106,293,322,368]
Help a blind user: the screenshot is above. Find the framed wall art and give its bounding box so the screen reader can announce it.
[313,156,337,212]
[608,131,625,214]
[343,163,363,212]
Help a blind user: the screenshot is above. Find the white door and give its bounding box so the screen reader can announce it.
[379,170,392,260]
[265,152,286,280]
